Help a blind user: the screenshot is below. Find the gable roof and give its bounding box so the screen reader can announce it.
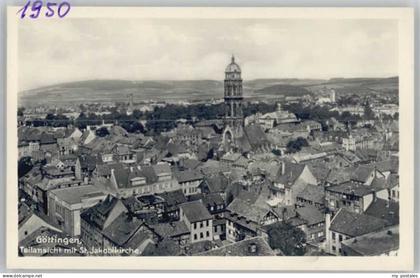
[326,181,383,197]
[330,208,388,237]
[180,200,212,223]
[341,225,399,256]
[150,221,190,238]
[200,173,229,193]
[364,198,399,226]
[243,124,270,148]
[351,165,375,183]
[157,189,187,210]
[295,205,324,226]
[275,162,306,186]
[227,198,275,224]
[174,169,203,183]
[296,184,325,205]
[197,237,276,256]
[81,195,125,230]
[102,213,146,247]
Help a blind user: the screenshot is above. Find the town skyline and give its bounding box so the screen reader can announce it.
[18,18,398,91]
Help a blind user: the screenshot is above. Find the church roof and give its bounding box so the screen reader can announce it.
[225,56,241,73]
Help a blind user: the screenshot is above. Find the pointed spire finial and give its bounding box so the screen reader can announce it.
[231,55,235,63]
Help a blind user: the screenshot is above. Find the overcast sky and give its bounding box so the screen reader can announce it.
[18,18,398,91]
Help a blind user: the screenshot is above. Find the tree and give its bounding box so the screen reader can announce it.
[363,100,375,120]
[286,137,309,153]
[121,120,144,133]
[18,156,33,178]
[95,127,110,137]
[271,149,282,156]
[266,222,307,256]
[17,107,25,116]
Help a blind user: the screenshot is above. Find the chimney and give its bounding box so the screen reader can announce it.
[281,161,286,176]
[325,210,332,250]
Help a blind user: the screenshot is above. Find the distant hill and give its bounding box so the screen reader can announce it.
[253,84,312,97]
[19,77,398,107]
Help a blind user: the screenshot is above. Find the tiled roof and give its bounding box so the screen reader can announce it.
[197,237,276,256]
[341,225,399,256]
[227,198,274,224]
[296,205,324,226]
[326,181,382,197]
[365,198,399,226]
[201,173,229,193]
[243,124,270,148]
[150,221,190,238]
[81,195,124,230]
[297,184,325,205]
[330,208,388,237]
[157,189,187,210]
[275,162,306,186]
[351,165,375,183]
[180,200,212,223]
[102,213,145,247]
[325,167,354,185]
[174,169,203,183]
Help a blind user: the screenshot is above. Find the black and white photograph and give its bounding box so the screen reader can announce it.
[6,7,414,271]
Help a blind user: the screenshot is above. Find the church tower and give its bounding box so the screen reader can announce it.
[223,55,244,149]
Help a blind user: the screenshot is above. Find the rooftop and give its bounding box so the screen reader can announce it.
[197,237,276,256]
[180,200,212,223]
[330,208,388,237]
[341,225,399,256]
[50,185,107,205]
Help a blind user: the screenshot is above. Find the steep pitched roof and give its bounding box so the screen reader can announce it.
[351,165,375,183]
[243,124,270,148]
[150,221,189,238]
[296,205,324,226]
[102,213,146,247]
[180,200,212,223]
[174,169,203,183]
[157,189,187,210]
[200,173,229,193]
[325,167,354,185]
[365,198,399,226]
[81,195,125,230]
[296,184,325,205]
[227,198,275,224]
[275,162,306,186]
[330,208,388,237]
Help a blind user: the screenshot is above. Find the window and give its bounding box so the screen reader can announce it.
[200,232,203,239]
[339,248,342,254]
[200,222,203,228]
[332,232,336,240]
[206,231,210,237]
[339,235,343,242]
[194,234,197,240]
[193,223,197,229]
[206,220,209,226]
[332,246,336,252]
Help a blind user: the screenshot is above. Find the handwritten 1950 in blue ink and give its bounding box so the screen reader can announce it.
[17,1,71,19]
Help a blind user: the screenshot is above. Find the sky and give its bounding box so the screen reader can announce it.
[18,18,398,91]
